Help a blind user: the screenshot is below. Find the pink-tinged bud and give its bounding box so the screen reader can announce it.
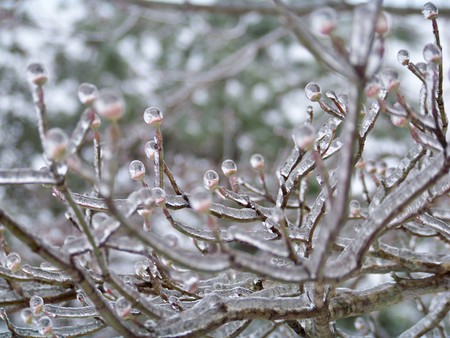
[143,107,163,128]
[305,82,322,102]
[390,114,408,127]
[203,170,219,191]
[221,159,237,177]
[423,43,441,64]
[375,12,389,35]
[422,2,438,20]
[44,128,68,161]
[27,63,48,86]
[78,83,98,105]
[311,7,337,35]
[5,252,21,272]
[292,123,315,150]
[190,187,212,213]
[128,160,146,182]
[250,153,265,171]
[397,49,410,66]
[94,90,125,121]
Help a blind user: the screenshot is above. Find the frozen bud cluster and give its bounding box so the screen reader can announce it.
[221,159,237,177]
[397,49,410,66]
[94,90,125,121]
[5,252,21,272]
[143,107,163,127]
[422,2,438,20]
[203,170,219,191]
[311,7,337,35]
[292,123,315,150]
[305,82,322,102]
[144,140,158,160]
[77,83,98,105]
[423,43,441,63]
[250,153,265,171]
[44,128,68,161]
[128,160,146,182]
[190,187,212,213]
[27,63,48,86]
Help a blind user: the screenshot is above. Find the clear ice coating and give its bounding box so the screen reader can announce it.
[4,252,21,272]
[128,160,146,181]
[305,82,322,102]
[20,308,33,324]
[203,170,219,191]
[221,159,237,177]
[115,297,132,319]
[143,107,163,127]
[44,128,69,161]
[422,2,439,20]
[152,187,166,206]
[310,7,337,35]
[397,49,410,65]
[144,140,158,160]
[292,123,315,150]
[250,153,265,171]
[77,83,98,105]
[380,68,400,91]
[94,89,125,120]
[190,187,212,213]
[423,43,441,63]
[29,295,44,315]
[26,62,48,86]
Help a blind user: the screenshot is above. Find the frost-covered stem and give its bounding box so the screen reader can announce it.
[104,121,121,194]
[278,212,300,264]
[311,82,365,280]
[0,209,136,337]
[398,293,450,338]
[229,175,240,193]
[313,149,333,207]
[154,127,164,188]
[93,131,102,181]
[432,18,447,133]
[207,214,226,252]
[32,85,48,148]
[406,62,426,83]
[258,171,271,200]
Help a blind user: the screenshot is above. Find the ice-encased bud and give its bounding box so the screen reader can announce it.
[375,11,389,35]
[144,140,157,160]
[91,112,101,130]
[128,160,146,182]
[423,43,441,63]
[37,316,53,336]
[203,170,219,191]
[376,161,387,175]
[190,187,212,213]
[365,160,376,174]
[143,107,163,128]
[305,82,322,102]
[5,252,21,272]
[349,200,361,217]
[380,69,400,91]
[94,90,125,121]
[27,63,48,86]
[390,114,408,127]
[21,308,33,325]
[325,89,337,101]
[416,62,427,73]
[77,83,98,105]
[30,295,44,315]
[338,93,349,109]
[44,128,68,161]
[115,297,132,319]
[354,317,369,334]
[311,7,337,35]
[152,187,166,206]
[250,153,265,171]
[221,159,237,177]
[292,123,315,150]
[365,76,382,98]
[422,2,438,20]
[397,49,410,65]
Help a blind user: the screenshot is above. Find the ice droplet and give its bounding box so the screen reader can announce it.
[380,69,400,91]
[21,308,33,324]
[27,63,48,86]
[423,43,441,63]
[94,90,125,121]
[144,140,157,160]
[5,252,21,273]
[44,128,69,161]
[134,260,151,280]
[311,7,337,35]
[152,187,166,206]
[365,76,382,98]
[292,123,315,150]
[190,187,212,213]
[325,90,337,101]
[143,107,163,128]
[77,83,98,105]
[37,316,53,336]
[397,49,410,65]
[128,160,146,182]
[375,11,389,35]
[203,170,219,191]
[115,297,132,319]
[422,2,438,20]
[221,159,237,177]
[349,200,361,217]
[305,82,322,102]
[250,153,265,171]
[30,295,44,315]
